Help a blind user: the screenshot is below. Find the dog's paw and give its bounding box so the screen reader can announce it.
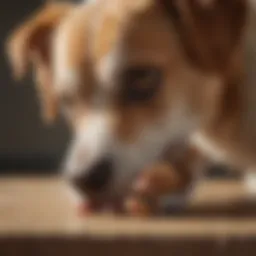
[124,162,186,216]
[133,162,181,197]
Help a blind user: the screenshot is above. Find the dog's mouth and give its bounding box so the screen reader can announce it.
[68,138,189,214]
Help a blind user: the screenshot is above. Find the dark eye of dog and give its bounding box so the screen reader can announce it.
[120,67,162,103]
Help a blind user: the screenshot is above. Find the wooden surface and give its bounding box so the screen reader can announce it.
[0,176,255,255]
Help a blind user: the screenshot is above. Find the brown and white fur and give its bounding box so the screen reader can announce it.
[5,0,256,215]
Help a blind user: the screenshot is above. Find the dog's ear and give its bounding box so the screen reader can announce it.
[6,3,73,123]
[159,0,247,72]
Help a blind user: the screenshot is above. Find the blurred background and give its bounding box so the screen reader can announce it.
[0,0,71,174]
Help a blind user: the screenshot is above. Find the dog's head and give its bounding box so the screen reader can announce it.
[6,0,247,204]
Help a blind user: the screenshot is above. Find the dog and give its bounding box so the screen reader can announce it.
[6,0,255,215]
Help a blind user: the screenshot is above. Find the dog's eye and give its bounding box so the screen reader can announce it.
[120,67,162,103]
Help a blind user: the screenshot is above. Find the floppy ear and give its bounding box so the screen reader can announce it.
[159,0,247,72]
[6,2,73,123]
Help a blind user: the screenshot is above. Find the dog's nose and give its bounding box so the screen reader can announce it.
[71,158,113,194]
